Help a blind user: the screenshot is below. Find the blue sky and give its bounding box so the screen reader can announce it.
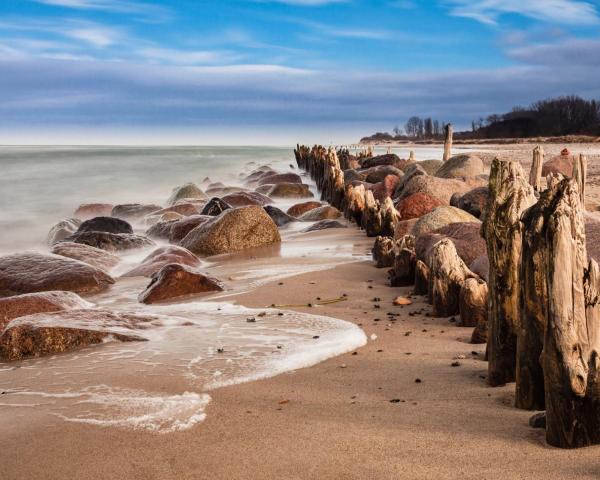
[1,0,599,144]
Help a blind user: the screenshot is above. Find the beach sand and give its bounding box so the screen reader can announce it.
[3,144,600,479]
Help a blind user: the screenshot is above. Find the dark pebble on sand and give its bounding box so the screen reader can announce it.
[368,286,373,289]
[313,335,320,339]
[352,352,358,355]
[377,349,383,353]
[404,331,411,336]
[451,361,461,367]
[529,412,546,429]
[415,378,422,383]
[217,348,224,353]
[389,399,401,403]
[246,317,256,323]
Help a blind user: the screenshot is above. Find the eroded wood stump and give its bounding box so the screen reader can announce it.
[529,145,544,192]
[414,260,430,296]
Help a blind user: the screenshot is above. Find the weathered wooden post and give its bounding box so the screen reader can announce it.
[529,146,544,192]
[573,154,587,210]
[541,179,592,448]
[443,123,453,162]
[482,159,536,386]
[409,150,416,162]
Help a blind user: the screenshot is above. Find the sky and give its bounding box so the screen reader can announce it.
[0,0,599,145]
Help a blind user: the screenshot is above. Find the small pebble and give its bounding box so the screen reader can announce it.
[451,361,461,367]
[415,378,422,383]
[313,335,320,339]
[389,399,401,403]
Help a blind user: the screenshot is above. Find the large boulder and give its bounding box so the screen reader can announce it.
[138,264,223,304]
[74,203,113,220]
[415,222,485,267]
[122,245,201,278]
[152,203,201,217]
[542,153,573,177]
[303,220,348,232]
[145,219,179,240]
[360,154,411,170]
[343,169,367,186]
[201,197,231,216]
[469,255,489,283]
[168,215,212,243]
[64,231,155,252]
[0,309,154,361]
[287,201,322,217]
[263,206,296,227]
[414,160,443,175]
[222,191,273,207]
[394,218,419,239]
[77,216,133,235]
[266,183,313,199]
[144,212,183,228]
[0,253,114,296]
[396,192,443,220]
[396,175,486,205]
[166,183,207,206]
[181,206,281,256]
[46,218,82,245]
[363,166,403,184]
[298,205,341,221]
[451,186,489,219]
[51,242,120,271]
[0,291,91,330]
[372,175,402,202]
[411,206,480,237]
[435,154,484,179]
[257,172,303,186]
[112,203,161,220]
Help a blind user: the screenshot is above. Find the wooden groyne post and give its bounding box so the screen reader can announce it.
[443,123,453,162]
[529,146,544,192]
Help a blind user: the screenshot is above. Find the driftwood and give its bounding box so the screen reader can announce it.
[380,197,401,237]
[459,277,488,327]
[443,124,453,162]
[429,239,476,317]
[362,190,381,237]
[414,260,430,296]
[373,236,396,268]
[482,159,536,386]
[573,154,587,210]
[529,146,544,192]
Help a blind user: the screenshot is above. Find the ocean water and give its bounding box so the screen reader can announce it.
[0,145,453,432]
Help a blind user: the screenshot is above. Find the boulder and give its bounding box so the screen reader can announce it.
[394,218,419,239]
[181,206,281,256]
[396,192,443,220]
[469,255,489,283]
[343,169,367,186]
[74,203,113,219]
[221,191,273,207]
[360,154,411,170]
[266,183,313,199]
[201,197,231,216]
[169,215,212,243]
[287,201,322,217]
[145,219,179,240]
[452,186,489,219]
[152,203,201,217]
[144,212,183,227]
[206,186,248,197]
[372,175,402,202]
[0,291,91,330]
[138,264,223,304]
[542,153,573,177]
[76,216,133,235]
[302,220,348,232]
[435,154,484,179]
[166,183,207,206]
[411,206,479,237]
[0,309,155,361]
[257,172,303,186]
[363,166,403,184]
[46,218,82,245]
[51,242,120,271]
[397,175,487,206]
[0,253,114,296]
[298,205,341,221]
[122,245,201,278]
[64,231,155,252]
[254,184,274,195]
[414,160,443,175]
[415,222,485,267]
[263,206,296,227]
[112,203,161,220]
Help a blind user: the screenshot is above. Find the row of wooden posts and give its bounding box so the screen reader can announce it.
[295,143,599,449]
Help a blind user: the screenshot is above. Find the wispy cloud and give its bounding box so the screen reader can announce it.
[65,26,121,47]
[445,0,599,25]
[32,0,172,21]
[261,0,349,5]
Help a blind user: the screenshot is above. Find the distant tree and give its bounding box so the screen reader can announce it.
[433,120,441,136]
[405,116,421,137]
[424,117,433,137]
[392,125,402,136]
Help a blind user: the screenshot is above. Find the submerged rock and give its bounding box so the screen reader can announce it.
[112,203,162,220]
[302,219,348,232]
[222,191,273,207]
[257,172,303,186]
[298,205,341,221]
[263,205,296,227]
[181,205,281,256]
[287,201,322,217]
[138,263,223,304]
[64,231,155,252]
[122,245,201,277]
[0,253,114,296]
[46,218,82,246]
[166,183,207,206]
[51,242,120,271]
[0,291,91,330]
[152,203,201,217]
[0,309,156,361]
[266,183,313,199]
[168,215,212,243]
[201,197,232,216]
[74,203,114,220]
[77,216,133,235]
